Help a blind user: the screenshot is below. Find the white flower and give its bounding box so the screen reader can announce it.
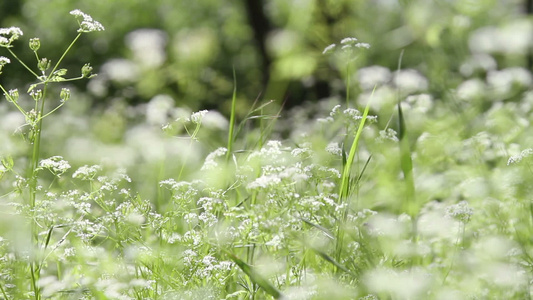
[190,110,208,124]
[39,156,71,176]
[340,37,358,44]
[508,148,533,165]
[0,56,10,65]
[378,128,399,142]
[326,142,342,156]
[329,104,342,117]
[358,66,392,90]
[0,27,23,45]
[247,174,282,190]
[70,9,105,32]
[201,147,227,171]
[393,69,428,94]
[343,108,362,121]
[72,165,102,180]
[322,43,336,54]
[445,201,473,223]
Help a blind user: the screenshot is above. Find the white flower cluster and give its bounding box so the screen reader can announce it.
[0,56,10,65]
[70,9,105,33]
[0,27,23,47]
[190,110,208,124]
[201,147,227,171]
[507,148,533,165]
[322,37,371,55]
[72,164,102,180]
[445,201,474,223]
[39,156,71,177]
[0,56,10,74]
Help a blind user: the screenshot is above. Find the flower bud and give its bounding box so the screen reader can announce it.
[38,58,51,72]
[81,63,93,78]
[29,38,40,52]
[60,88,71,102]
[30,89,43,102]
[7,89,19,103]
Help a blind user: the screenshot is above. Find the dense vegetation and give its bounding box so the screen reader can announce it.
[0,1,532,299]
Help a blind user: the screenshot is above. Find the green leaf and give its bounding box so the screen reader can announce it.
[223,249,283,299]
[398,102,416,216]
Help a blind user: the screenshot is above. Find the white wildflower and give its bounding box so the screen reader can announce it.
[0,27,23,47]
[393,69,428,94]
[330,104,342,117]
[340,37,358,44]
[355,42,371,49]
[201,147,227,171]
[378,128,399,142]
[325,142,342,156]
[184,212,198,224]
[507,148,533,165]
[358,65,391,90]
[445,201,473,223]
[290,147,312,158]
[190,110,208,124]
[70,9,105,32]
[247,174,282,190]
[322,43,336,54]
[0,56,10,65]
[72,165,102,180]
[317,117,334,124]
[343,108,362,121]
[39,156,71,176]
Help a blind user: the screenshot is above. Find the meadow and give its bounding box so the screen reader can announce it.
[1,3,533,300]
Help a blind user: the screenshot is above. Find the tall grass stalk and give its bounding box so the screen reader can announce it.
[226,67,237,162]
[335,88,374,267]
[395,51,417,246]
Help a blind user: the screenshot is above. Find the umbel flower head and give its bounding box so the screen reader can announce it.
[70,9,105,33]
[0,27,23,48]
[0,56,10,74]
[322,36,371,55]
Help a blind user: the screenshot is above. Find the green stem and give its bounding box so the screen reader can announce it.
[7,48,39,78]
[48,33,82,80]
[39,102,64,120]
[0,282,9,300]
[345,63,351,108]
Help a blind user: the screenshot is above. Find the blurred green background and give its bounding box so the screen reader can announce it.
[0,0,531,115]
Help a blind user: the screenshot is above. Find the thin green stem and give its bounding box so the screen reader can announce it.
[48,33,82,79]
[345,63,351,108]
[39,102,65,120]
[7,48,39,78]
[0,282,9,300]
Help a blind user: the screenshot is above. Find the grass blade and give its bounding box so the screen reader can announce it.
[311,246,355,276]
[338,88,374,202]
[398,102,416,216]
[223,249,283,299]
[226,67,238,162]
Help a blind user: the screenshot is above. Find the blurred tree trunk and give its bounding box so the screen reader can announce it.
[242,0,272,87]
[526,0,532,69]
